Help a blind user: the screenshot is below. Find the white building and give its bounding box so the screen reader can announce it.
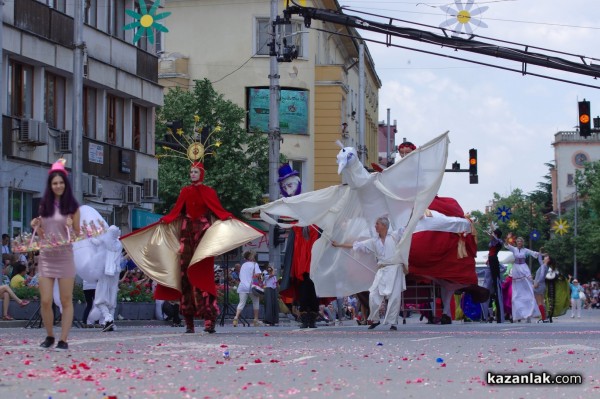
[1,0,163,237]
[551,131,600,213]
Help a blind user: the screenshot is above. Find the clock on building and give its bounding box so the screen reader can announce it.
[574,152,588,167]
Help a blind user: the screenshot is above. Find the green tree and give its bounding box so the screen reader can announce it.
[155,79,269,217]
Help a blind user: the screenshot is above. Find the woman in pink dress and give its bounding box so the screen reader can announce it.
[31,159,80,350]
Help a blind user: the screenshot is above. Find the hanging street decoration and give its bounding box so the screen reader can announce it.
[438,1,489,36]
[530,229,541,241]
[552,219,570,236]
[508,219,519,230]
[495,205,512,222]
[124,0,171,45]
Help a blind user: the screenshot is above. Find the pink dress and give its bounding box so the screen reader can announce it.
[38,207,76,279]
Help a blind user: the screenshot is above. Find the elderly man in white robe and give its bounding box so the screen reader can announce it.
[333,216,405,331]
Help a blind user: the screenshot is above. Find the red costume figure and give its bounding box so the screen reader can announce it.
[157,162,232,333]
[121,161,264,334]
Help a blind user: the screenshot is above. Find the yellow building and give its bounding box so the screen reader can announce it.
[158,0,380,192]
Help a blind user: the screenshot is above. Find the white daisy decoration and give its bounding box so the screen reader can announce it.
[439,0,489,36]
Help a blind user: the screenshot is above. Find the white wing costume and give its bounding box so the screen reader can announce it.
[244,132,468,297]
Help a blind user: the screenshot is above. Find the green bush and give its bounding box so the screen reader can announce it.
[12,286,40,300]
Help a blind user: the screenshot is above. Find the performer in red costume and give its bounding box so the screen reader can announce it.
[122,162,262,334]
[158,162,232,333]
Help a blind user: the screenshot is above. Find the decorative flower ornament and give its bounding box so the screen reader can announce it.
[439,1,489,36]
[495,205,512,222]
[487,221,498,235]
[508,220,519,230]
[553,219,570,236]
[124,0,171,45]
[530,229,540,241]
[157,114,223,165]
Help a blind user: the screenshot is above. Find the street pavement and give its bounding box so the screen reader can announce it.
[1,309,599,399]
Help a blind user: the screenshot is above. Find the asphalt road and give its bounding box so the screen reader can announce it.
[1,309,599,399]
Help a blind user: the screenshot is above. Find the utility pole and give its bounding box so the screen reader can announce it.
[72,0,85,203]
[357,43,366,164]
[268,0,281,271]
[386,108,391,165]
[574,183,578,279]
[0,1,6,234]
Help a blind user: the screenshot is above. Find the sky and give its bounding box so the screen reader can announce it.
[335,0,600,213]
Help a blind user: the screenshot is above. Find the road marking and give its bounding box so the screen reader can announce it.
[411,336,452,342]
[239,355,316,368]
[526,344,599,359]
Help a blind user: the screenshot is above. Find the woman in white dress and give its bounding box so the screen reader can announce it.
[505,236,540,322]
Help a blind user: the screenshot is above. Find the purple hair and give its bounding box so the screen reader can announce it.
[39,172,80,217]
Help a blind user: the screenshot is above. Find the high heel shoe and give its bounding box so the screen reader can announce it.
[2,315,14,321]
[232,318,238,327]
[19,300,30,307]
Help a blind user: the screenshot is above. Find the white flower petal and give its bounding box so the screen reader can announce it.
[470,6,489,17]
[471,18,488,28]
[439,5,458,16]
[440,18,458,28]
[465,0,475,11]
[454,0,465,11]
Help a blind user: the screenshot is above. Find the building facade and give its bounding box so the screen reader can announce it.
[158,0,380,192]
[1,0,163,237]
[551,131,600,212]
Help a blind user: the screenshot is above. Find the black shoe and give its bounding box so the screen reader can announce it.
[55,340,68,351]
[440,315,452,325]
[40,336,55,349]
[102,321,114,332]
[185,328,195,333]
[367,322,380,330]
[402,319,406,325]
[390,325,397,331]
[204,327,216,334]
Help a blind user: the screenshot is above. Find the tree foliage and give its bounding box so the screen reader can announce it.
[155,79,269,217]
[475,161,600,282]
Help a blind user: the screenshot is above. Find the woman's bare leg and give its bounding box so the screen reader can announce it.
[58,278,75,342]
[38,277,55,338]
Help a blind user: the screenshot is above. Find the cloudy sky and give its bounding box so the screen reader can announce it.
[335,0,600,213]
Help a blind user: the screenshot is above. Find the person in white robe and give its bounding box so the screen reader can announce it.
[87,226,123,332]
[505,236,540,322]
[333,216,405,330]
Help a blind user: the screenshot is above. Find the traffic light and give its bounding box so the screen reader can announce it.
[272,225,286,246]
[578,100,591,137]
[469,148,478,184]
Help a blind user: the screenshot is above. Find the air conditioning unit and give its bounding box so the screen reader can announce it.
[124,185,142,204]
[19,119,49,145]
[142,178,158,199]
[58,130,71,153]
[88,175,99,197]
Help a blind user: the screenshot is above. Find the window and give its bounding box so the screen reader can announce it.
[256,18,305,57]
[567,173,574,187]
[106,94,124,146]
[290,160,304,183]
[45,73,66,129]
[132,104,148,152]
[109,0,126,40]
[8,60,34,118]
[47,0,66,13]
[85,0,98,28]
[83,86,97,138]
[8,190,33,239]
